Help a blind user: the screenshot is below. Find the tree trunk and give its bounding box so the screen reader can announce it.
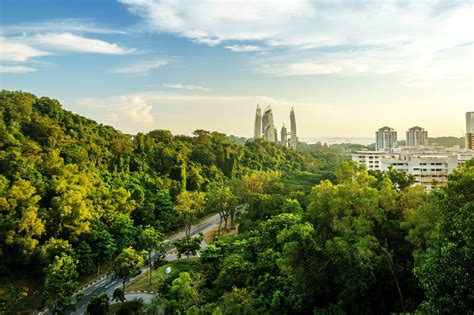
[381,246,405,312]
[230,210,235,228]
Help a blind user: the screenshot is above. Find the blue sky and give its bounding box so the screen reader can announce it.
[1,0,473,138]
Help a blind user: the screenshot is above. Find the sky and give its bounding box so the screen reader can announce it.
[0,0,473,138]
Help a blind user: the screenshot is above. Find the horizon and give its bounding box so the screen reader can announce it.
[1,0,473,138]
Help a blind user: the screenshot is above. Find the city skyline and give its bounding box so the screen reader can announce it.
[1,0,473,138]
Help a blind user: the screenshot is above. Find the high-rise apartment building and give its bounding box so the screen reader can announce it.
[254,105,262,139]
[290,107,298,149]
[375,126,397,151]
[262,106,276,142]
[406,126,428,146]
[280,124,288,147]
[466,112,474,150]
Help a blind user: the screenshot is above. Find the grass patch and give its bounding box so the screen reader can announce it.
[202,224,239,245]
[126,259,198,293]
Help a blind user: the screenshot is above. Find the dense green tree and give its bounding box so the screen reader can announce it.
[112,247,144,294]
[175,191,206,237]
[86,293,109,315]
[175,235,203,258]
[111,214,136,251]
[169,272,200,311]
[0,284,28,314]
[76,241,95,276]
[39,238,74,266]
[415,164,474,313]
[48,164,95,239]
[0,177,45,257]
[112,288,125,304]
[42,253,78,314]
[218,287,257,315]
[206,185,238,231]
[137,225,163,287]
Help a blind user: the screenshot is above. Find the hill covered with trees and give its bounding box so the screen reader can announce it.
[0,90,472,314]
[0,90,344,312]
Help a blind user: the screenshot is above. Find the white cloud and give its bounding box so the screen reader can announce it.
[260,62,342,76]
[77,95,155,134]
[119,0,312,45]
[163,83,211,91]
[31,33,135,55]
[119,0,473,82]
[114,59,168,74]
[2,18,126,35]
[0,37,49,62]
[119,1,472,49]
[224,45,265,52]
[0,65,37,73]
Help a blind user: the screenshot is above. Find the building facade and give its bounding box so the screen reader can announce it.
[290,107,298,149]
[467,112,474,150]
[406,126,428,146]
[280,124,288,147]
[254,105,262,139]
[352,151,395,170]
[352,146,474,190]
[375,126,397,151]
[262,106,276,142]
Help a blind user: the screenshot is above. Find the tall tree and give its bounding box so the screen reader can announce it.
[206,185,237,231]
[137,226,163,287]
[42,253,78,314]
[175,190,206,237]
[112,247,144,295]
[415,164,474,313]
[86,293,109,315]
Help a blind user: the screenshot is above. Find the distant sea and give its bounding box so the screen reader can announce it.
[300,137,374,145]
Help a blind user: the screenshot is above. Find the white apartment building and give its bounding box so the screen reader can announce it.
[375,126,397,151]
[352,147,474,190]
[406,126,428,146]
[351,151,395,170]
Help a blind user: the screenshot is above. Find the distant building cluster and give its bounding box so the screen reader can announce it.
[353,112,474,190]
[375,125,429,151]
[254,105,297,149]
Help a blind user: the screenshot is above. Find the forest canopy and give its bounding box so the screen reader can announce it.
[0,90,472,314]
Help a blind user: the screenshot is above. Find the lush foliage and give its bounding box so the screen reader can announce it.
[153,161,473,314]
[2,90,470,314]
[0,90,335,312]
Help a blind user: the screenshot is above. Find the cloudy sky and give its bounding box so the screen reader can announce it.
[1,0,473,138]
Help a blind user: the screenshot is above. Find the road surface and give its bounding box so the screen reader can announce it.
[69,213,221,315]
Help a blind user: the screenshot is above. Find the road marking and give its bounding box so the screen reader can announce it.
[104,281,117,289]
[90,278,107,288]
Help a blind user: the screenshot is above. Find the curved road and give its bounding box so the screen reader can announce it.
[69,213,221,315]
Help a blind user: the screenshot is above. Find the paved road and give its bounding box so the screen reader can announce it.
[69,213,221,315]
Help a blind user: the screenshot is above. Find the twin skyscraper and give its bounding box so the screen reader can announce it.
[254,105,297,149]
